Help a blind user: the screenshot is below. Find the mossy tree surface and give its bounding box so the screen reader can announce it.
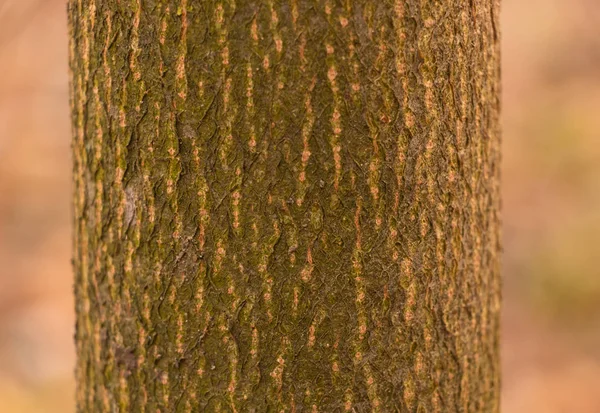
[69,0,500,411]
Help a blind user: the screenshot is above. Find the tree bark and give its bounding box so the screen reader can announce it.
[69,0,500,411]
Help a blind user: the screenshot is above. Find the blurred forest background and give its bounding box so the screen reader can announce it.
[0,0,599,411]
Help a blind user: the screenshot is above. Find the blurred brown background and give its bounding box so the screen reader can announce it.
[1,0,599,411]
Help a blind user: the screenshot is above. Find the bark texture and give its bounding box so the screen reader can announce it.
[69,0,501,411]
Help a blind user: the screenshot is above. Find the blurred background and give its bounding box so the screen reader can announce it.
[0,0,599,411]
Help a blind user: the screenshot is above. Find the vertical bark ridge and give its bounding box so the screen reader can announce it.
[71,3,89,409]
[70,0,501,411]
[91,77,105,411]
[324,34,342,194]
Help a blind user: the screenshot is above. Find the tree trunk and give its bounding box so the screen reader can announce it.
[69,0,500,411]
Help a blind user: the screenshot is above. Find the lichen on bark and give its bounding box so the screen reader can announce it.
[70,0,501,411]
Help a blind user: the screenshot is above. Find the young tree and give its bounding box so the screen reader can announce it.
[69,0,500,411]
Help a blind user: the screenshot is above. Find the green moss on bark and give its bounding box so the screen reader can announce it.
[70,0,501,411]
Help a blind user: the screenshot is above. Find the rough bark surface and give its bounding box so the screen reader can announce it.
[69,0,501,411]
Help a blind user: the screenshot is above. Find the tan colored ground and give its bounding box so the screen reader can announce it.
[0,0,598,411]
